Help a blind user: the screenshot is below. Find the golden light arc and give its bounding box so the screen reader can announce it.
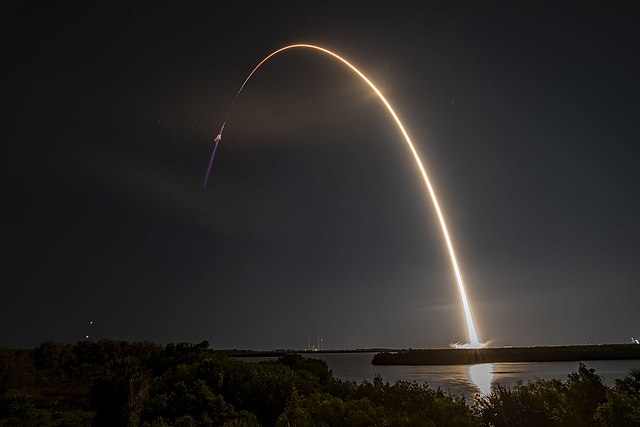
[225,44,483,348]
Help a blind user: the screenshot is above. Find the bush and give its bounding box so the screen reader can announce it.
[595,368,640,426]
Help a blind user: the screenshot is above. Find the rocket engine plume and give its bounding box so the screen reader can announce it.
[206,44,484,348]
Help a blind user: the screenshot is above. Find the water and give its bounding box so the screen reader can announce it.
[237,352,640,401]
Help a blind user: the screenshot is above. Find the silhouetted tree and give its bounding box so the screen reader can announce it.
[595,368,640,426]
[564,363,607,426]
[91,356,149,426]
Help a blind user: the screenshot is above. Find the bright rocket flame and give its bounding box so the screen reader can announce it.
[452,342,486,349]
[218,44,484,348]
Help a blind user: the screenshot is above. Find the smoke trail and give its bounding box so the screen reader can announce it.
[207,44,484,347]
[202,137,220,188]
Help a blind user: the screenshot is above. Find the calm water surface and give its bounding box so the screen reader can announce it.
[238,352,640,401]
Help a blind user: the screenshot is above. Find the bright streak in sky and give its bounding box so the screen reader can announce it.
[218,44,485,348]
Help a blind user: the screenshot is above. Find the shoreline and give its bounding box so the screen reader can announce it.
[371,344,640,365]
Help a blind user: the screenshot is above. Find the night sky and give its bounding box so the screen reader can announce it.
[2,2,639,350]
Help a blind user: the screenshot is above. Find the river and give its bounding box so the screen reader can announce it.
[236,352,640,401]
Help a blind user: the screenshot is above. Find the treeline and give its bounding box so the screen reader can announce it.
[372,344,640,365]
[0,340,638,426]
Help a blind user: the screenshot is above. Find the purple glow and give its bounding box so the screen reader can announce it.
[203,139,220,188]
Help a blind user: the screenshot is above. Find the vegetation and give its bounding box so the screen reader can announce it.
[0,341,638,426]
[372,344,640,365]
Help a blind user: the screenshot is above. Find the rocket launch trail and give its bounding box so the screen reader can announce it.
[206,44,484,348]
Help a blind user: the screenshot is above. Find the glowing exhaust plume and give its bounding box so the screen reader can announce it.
[208,44,484,348]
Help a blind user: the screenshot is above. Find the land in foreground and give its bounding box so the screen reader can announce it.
[1,340,639,426]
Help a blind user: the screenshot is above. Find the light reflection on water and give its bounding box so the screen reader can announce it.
[236,352,640,402]
[467,363,494,396]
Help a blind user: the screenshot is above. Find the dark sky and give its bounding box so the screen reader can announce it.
[2,2,639,350]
